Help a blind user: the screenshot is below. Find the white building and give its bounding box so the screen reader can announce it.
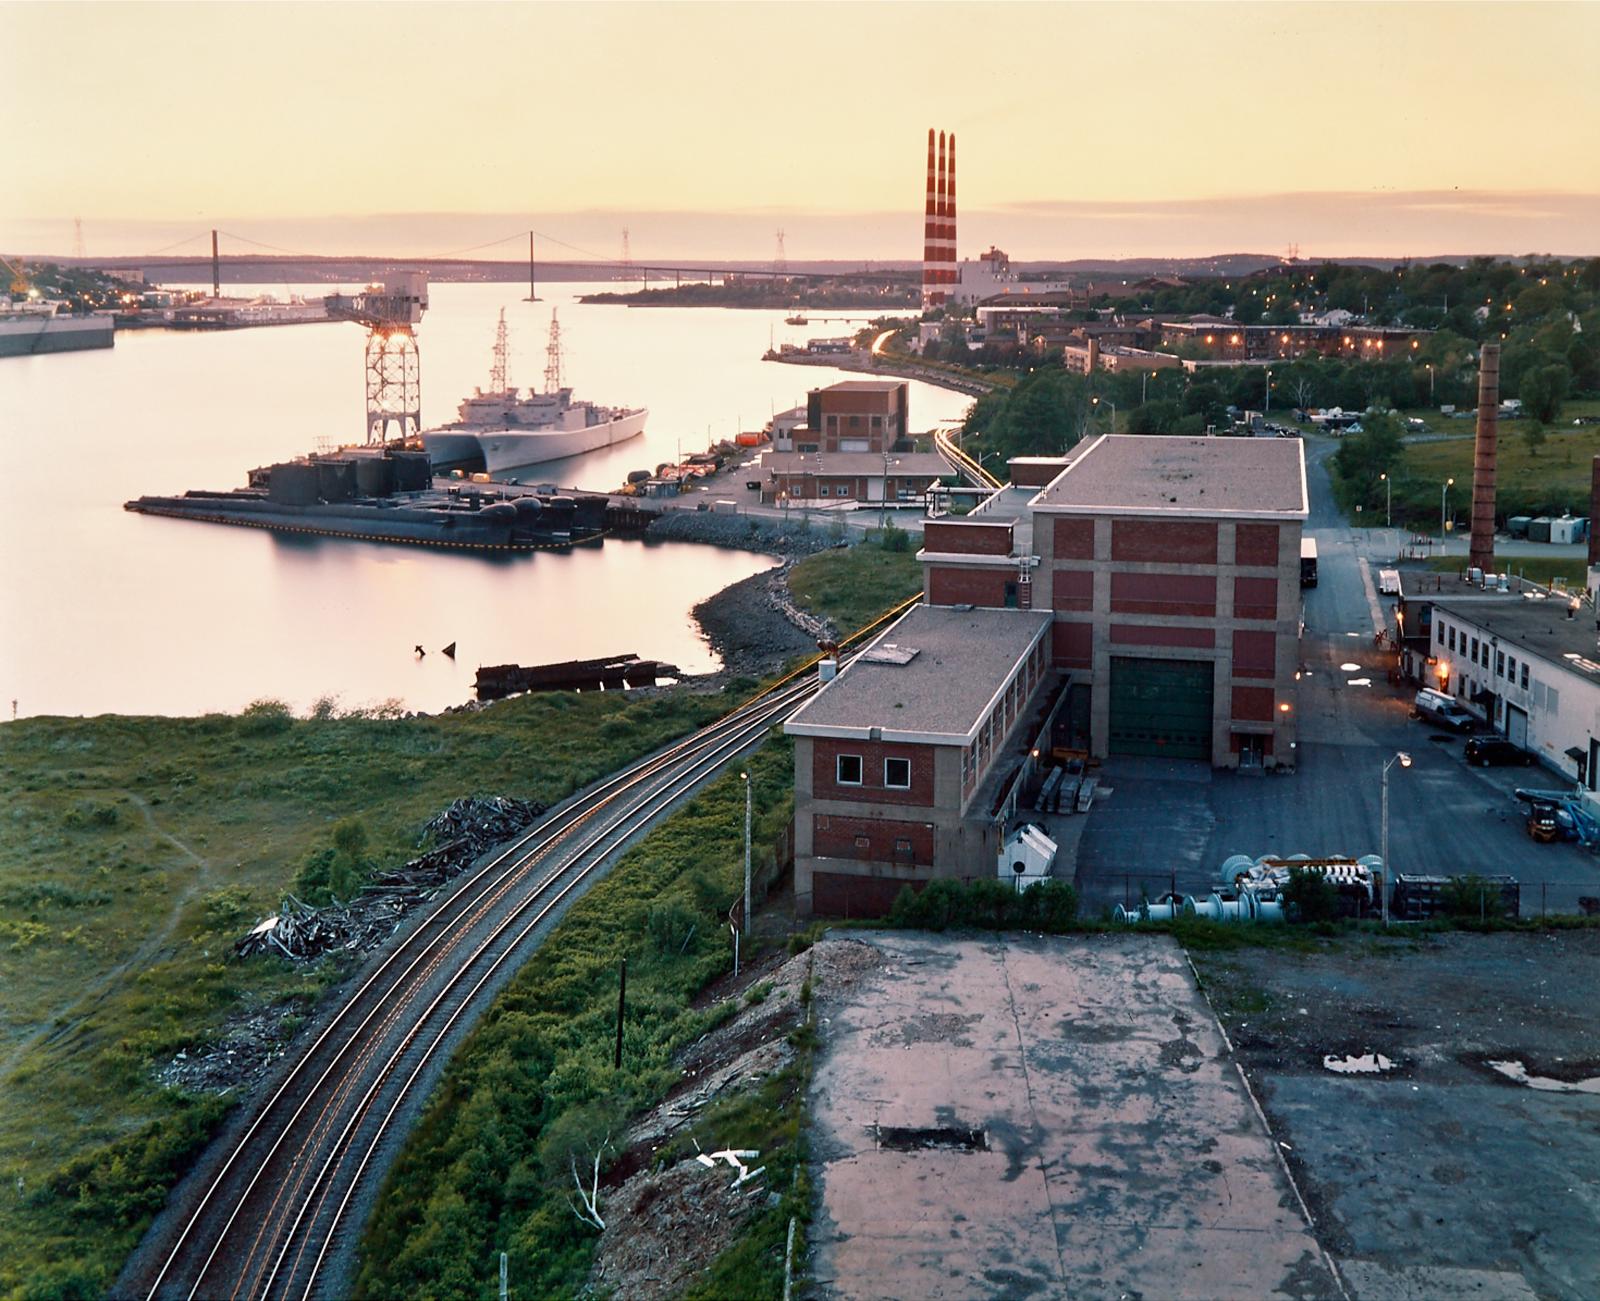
[1430,593,1600,793]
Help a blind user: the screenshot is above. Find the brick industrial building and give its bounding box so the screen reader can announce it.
[787,434,1308,914]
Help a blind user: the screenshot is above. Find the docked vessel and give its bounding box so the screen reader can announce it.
[0,298,115,358]
[421,309,646,473]
[126,445,615,552]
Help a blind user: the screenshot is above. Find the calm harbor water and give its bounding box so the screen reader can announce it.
[0,282,970,718]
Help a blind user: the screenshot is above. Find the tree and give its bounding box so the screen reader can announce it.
[1519,362,1571,424]
[1524,421,1547,456]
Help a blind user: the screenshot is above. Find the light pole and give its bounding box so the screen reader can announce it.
[741,771,752,938]
[1380,471,1391,527]
[1440,476,1454,549]
[1380,752,1412,926]
[1426,363,1435,405]
[1265,368,1272,415]
[1092,396,1116,433]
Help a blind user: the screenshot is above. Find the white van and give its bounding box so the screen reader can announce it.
[1414,687,1474,732]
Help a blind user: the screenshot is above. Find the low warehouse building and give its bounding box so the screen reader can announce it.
[785,604,1055,917]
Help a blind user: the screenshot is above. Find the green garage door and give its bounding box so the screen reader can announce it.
[1109,657,1213,759]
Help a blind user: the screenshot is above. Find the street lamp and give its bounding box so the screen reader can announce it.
[1265,368,1272,415]
[1091,395,1116,433]
[1426,363,1435,405]
[1380,752,1412,926]
[1441,477,1454,548]
[1380,471,1391,527]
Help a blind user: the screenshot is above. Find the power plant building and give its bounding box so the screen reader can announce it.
[786,435,1308,915]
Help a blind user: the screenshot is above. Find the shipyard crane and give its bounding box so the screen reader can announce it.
[1,253,34,297]
[325,272,429,444]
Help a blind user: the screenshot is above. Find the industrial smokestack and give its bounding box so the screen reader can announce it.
[945,133,957,287]
[934,131,947,306]
[211,228,220,299]
[1469,343,1500,575]
[1589,456,1600,568]
[922,128,937,308]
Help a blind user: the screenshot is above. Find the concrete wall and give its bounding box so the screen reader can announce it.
[1032,512,1301,768]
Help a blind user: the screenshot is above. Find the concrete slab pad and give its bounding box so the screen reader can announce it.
[808,931,1340,1299]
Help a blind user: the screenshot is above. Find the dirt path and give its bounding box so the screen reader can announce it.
[0,791,214,1082]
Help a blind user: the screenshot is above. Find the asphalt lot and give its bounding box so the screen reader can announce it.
[1075,438,1600,916]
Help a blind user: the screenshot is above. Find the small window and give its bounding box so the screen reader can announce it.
[884,757,912,789]
[1507,655,1516,680]
[854,835,871,850]
[894,837,913,856]
[1520,664,1529,690]
[1496,650,1505,676]
[1471,636,1480,663]
[836,754,863,785]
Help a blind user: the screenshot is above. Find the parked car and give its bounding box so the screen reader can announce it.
[1465,737,1534,767]
[1413,687,1475,732]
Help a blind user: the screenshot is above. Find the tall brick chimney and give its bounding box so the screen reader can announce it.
[1589,456,1600,568]
[1469,343,1499,574]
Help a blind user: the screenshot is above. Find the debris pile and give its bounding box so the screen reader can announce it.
[234,795,545,962]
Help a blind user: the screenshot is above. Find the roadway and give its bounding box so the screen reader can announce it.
[1074,436,1600,916]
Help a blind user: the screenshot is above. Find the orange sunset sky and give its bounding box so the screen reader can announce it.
[4,0,1598,262]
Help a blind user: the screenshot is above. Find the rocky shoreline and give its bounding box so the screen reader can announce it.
[638,510,848,679]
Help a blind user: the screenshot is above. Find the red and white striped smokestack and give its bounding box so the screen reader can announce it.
[934,131,947,304]
[945,133,958,286]
[922,128,937,308]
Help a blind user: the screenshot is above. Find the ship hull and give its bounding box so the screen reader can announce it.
[0,315,115,358]
[479,407,648,473]
[419,428,487,468]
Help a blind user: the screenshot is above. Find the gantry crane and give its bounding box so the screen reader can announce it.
[325,272,429,444]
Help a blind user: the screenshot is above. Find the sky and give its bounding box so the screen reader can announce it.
[4,0,1599,262]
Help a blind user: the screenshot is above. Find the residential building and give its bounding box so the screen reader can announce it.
[1157,319,1428,362]
[776,380,911,454]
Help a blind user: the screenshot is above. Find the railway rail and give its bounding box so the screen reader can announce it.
[130,597,916,1301]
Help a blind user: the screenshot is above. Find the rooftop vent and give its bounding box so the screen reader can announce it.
[863,644,920,666]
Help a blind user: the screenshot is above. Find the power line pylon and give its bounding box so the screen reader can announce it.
[774,229,787,276]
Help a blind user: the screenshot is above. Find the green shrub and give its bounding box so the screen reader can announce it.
[888,877,1078,932]
[238,698,294,737]
[1284,867,1339,923]
[1441,873,1508,920]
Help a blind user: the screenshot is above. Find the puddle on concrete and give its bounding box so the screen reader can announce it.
[875,1125,989,1152]
[1323,1052,1396,1075]
[1346,677,1372,687]
[1487,1059,1600,1094]
[1339,662,1362,671]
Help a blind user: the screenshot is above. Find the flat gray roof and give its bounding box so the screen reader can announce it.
[786,604,1051,743]
[1433,595,1600,680]
[762,451,951,477]
[1033,434,1308,519]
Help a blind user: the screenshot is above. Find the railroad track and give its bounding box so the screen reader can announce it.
[132,598,917,1301]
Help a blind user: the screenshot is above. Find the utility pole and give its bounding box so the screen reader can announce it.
[499,1252,508,1301]
[742,771,753,937]
[613,958,627,1070]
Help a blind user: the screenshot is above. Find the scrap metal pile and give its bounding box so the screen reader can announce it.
[235,795,545,961]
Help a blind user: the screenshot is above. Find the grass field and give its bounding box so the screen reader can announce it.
[788,533,922,633]
[1424,554,1590,588]
[0,534,916,1297]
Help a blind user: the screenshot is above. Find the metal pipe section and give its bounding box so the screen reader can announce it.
[1469,342,1500,574]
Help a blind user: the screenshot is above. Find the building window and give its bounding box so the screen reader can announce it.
[884,757,912,789]
[894,837,913,858]
[836,754,863,785]
[1496,650,1505,677]
[1507,655,1516,681]
[1471,636,1480,663]
[835,485,849,498]
[1447,627,1457,652]
[1521,663,1529,690]
[854,835,871,850]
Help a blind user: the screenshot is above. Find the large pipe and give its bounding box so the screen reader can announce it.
[1469,343,1500,574]
[211,228,220,299]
